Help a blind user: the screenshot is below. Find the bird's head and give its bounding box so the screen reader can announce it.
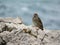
[33,13,38,18]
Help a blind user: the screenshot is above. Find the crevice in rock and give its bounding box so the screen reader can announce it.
[0,36,6,45]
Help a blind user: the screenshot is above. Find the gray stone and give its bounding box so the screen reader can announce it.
[0,17,60,45]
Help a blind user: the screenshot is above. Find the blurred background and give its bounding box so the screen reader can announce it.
[0,0,60,30]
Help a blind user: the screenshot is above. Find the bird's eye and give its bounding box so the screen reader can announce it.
[34,14,37,17]
[34,15,36,17]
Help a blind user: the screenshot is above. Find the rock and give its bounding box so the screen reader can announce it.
[0,23,17,32]
[13,17,23,24]
[0,17,22,24]
[0,17,60,45]
[0,17,13,23]
[0,36,6,45]
[0,17,4,22]
[0,22,6,33]
[0,17,22,32]
[7,33,37,45]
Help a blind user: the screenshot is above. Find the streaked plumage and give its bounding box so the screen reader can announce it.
[32,13,43,30]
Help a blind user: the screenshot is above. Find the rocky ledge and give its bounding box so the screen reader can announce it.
[0,17,60,45]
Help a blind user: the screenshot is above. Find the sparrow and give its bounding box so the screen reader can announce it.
[32,13,43,30]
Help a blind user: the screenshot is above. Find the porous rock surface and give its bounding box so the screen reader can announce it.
[0,17,60,45]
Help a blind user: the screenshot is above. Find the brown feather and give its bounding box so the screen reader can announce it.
[32,13,43,30]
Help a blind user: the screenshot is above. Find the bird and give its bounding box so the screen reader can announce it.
[32,13,43,30]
